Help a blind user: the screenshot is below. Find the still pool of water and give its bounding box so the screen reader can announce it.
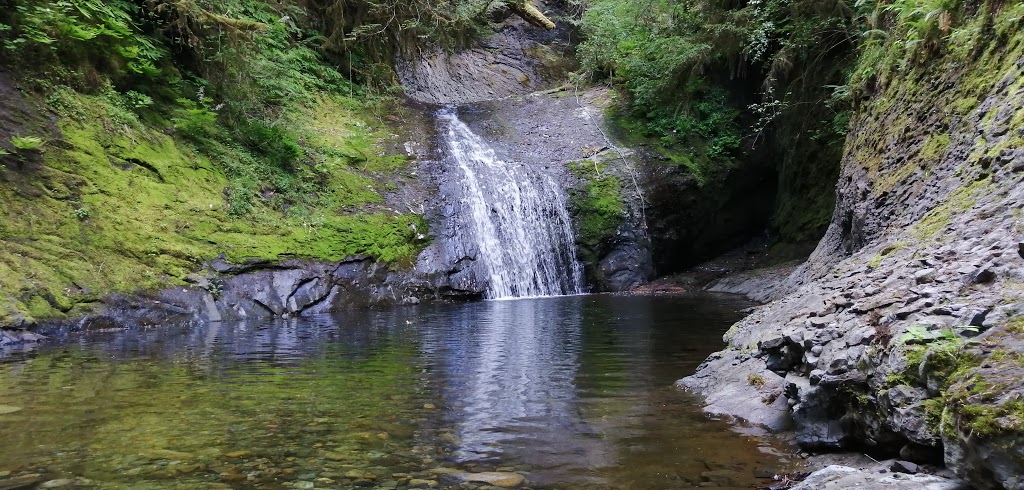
[0,294,799,489]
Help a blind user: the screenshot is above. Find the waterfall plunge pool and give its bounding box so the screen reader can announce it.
[0,294,801,489]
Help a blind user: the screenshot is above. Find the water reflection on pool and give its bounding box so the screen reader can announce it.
[0,294,799,489]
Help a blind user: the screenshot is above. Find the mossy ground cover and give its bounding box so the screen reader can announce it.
[0,92,426,326]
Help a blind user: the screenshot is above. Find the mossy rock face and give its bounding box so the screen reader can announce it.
[679,5,1024,490]
[0,90,431,326]
[942,337,1024,487]
[567,158,625,267]
[564,151,653,292]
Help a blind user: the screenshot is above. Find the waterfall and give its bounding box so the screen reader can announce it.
[437,108,584,299]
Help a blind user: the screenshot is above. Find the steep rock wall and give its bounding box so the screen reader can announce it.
[454,88,654,292]
[397,2,575,105]
[680,10,1024,490]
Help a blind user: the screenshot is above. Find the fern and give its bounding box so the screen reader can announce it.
[10,135,45,150]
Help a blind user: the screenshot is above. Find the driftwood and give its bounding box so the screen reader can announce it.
[504,1,556,30]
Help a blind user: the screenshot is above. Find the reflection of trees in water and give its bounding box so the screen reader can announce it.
[421,297,656,483]
[0,295,771,488]
[0,309,433,482]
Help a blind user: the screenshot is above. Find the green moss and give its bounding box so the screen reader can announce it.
[912,176,990,240]
[567,159,625,267]
[0,92,427,325]
[870,126,951,197]
[868,241,907,268]
[918,397,947,434]
[919,134,951,162]
[953,397,1024,438]
[1008,317,1024,335]
[882,344,925,389]
[606,90,739,188]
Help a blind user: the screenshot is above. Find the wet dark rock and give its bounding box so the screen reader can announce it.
[885,402,934,448]
[643,157,777,276]
[20,255,487,342]
[787,380,850,450]
[595,228,655,291]
[971,267,996,284]
[900,443,944,464]
[891,460,920,474]
[209,257,485,319]
[0,329,45,347]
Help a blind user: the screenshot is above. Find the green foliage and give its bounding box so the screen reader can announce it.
[610,84,741,186]
[878,0,959,56]
[579,1,742,182]
[234,119,302,170]
[578,0,859,194]
[0,0,433,324]
[316,0,491,84]
[10,135,44,150]
[846,0,1023,99]
[0,0,167,87]
[171,97,219,141]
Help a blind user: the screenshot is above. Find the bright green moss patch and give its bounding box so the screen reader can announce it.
[0,93,427,325]
[868,241,908,269]
[567,159,625,265]
[912,176,990,240]
[919,134,951,162]
[948,380,1024,438]
[1008,317,1024,335]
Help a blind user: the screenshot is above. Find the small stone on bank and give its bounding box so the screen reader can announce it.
[458,471,526,487]
[891,460,920,474]
[914,268,937,284]
[39,479,76,488]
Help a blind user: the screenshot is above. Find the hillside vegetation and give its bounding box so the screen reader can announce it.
[2,0,1022,327]
[0,0,463,325]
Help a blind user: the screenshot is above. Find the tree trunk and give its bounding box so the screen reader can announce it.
[506,1,556,30]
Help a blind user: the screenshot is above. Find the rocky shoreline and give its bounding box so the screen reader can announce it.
[677,26,1024,490]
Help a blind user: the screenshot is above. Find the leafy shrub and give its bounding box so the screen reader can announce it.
[172,98,219,141]
[234,119,303,170]
[0,0,167,86]
[578,0,861,186]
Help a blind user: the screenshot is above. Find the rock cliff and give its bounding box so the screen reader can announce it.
[680,9,1024,489]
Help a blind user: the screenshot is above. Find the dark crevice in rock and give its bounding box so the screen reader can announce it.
[116,157,165,182]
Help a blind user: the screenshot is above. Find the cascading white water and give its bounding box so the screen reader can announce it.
[437,108,584,299]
